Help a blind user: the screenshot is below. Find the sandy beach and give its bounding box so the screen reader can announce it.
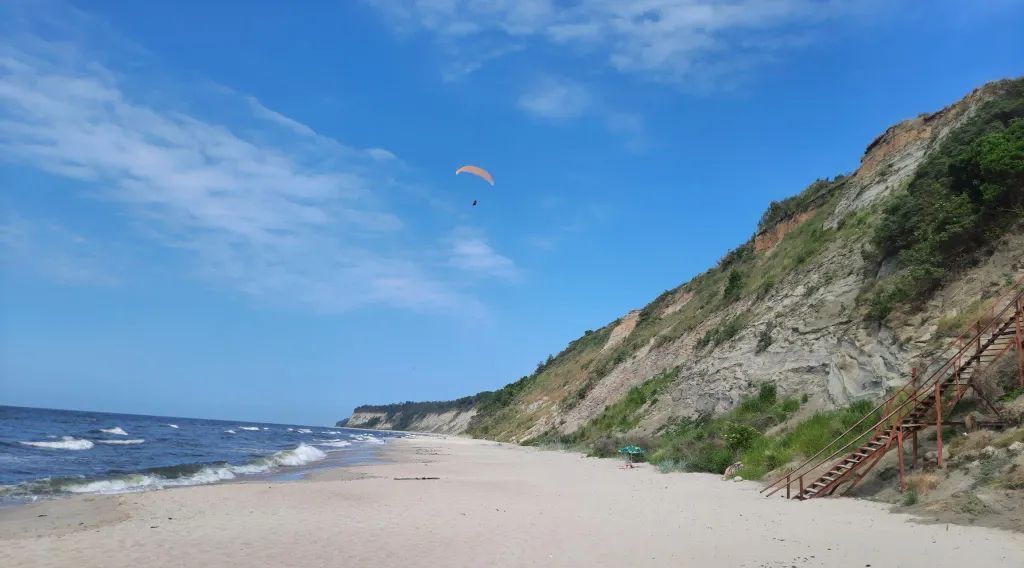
[2,436,1022,568]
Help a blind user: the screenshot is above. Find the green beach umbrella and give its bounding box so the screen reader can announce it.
[619,445,644,467]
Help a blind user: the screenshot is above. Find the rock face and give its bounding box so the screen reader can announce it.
[341,408,477,435]
[602,311,640,352]
[340,78,1024,442]
[826,84,989,229]
[754,209,817,252]
[533,235,914,441]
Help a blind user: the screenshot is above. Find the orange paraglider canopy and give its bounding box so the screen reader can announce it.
[455,165,494,185]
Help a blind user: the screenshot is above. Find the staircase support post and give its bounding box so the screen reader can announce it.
[912,430,919,470]
[911,367,919,470]
[935,382,944,469]
[877,400,890,437]
[1015,297,1023,388]
[969,383,1006,419]
[897,427,906,492]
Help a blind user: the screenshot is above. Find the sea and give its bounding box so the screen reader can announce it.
[0,405,399,503]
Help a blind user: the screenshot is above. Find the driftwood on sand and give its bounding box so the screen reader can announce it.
[393,477,440,481]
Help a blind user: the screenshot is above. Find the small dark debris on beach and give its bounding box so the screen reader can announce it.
[394,477,440,480]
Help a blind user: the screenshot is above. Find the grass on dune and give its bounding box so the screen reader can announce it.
[648,384,879,480]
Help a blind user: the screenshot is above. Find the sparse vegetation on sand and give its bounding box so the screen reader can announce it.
[646,388,878,480]
[531,380,886,482]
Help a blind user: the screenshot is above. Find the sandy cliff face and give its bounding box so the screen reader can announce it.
[342,79,1024,442]
[826,84,990,229]
[341,409,476,434]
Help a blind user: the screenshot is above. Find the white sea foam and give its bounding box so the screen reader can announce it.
[354,434,386,445]
[65,476,161,494]
[238,426,260,431]
[296,428,312,434]
[268,443,326,466]
[20,437,94,450]
[99,427,128,436]
[317,440,351,448]
[13,443,328,498]
[65,466,239,494]
[166,424,179,429]
[95,439,145,445]
[225,429,236,434]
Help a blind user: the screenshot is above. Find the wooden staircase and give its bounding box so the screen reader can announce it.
[763,279,1024,500]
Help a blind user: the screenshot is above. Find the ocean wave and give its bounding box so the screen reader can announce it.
[65,466,239,494]
[166,424,179,429]
[1,444,328,498]
[238,426,260,431]
[95,439,145,445]
[353,434,386,445]
[296,428,312,434]
[317,440,351,448]
[20,437,94,451]
[266,443,326,466]
[99,427,128,436]
[224,429,236,434]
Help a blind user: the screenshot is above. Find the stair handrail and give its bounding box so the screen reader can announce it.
[761,354,946,497]
[893,274,1024,403]
[762,278,1024,497]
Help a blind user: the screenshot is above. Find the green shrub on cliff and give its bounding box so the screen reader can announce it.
[871,80,1024,310]
[643,387,883,480]
[566,368,680,444]
[647,384,801,474]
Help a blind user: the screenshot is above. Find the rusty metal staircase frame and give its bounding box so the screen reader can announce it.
[762,278,1024,500]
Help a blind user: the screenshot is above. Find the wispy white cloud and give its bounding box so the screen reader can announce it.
[365,147,398,161]
[440,43,526,83]
[517,76,647,149]
[368,0,858,87]
[524,235,556,251]
[524,200,614,252]
[0,26,517,314]
[0,215,119,286]
[246,96,317,137]
[604,111,648,151]
[518,77,591,120]
[446,228,519,280]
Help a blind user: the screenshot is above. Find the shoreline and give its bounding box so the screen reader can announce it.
[2,436,1022,567]
[0,433,393,506]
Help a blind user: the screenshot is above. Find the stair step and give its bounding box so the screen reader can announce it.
[768,294,1024,501]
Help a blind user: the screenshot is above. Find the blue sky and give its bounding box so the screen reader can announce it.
[1,1,1022,426]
